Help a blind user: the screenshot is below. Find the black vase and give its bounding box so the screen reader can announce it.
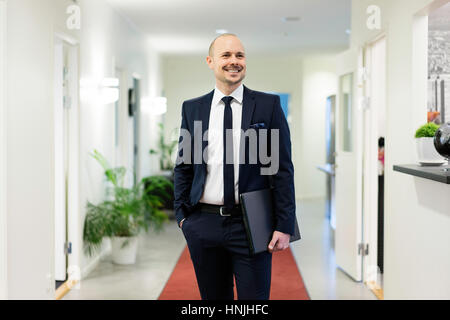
[434,122,450,159]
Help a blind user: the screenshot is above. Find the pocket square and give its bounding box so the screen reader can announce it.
[249,122,266,129]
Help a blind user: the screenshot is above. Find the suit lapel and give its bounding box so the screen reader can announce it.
[239,86,256,195]
[241,85,256,132]
[200,89,214,131]
[200,90,214,165]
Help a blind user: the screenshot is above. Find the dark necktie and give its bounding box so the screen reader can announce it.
[222,96,235,210]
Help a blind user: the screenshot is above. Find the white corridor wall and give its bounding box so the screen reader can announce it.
[76,0,162,276]
[0,0,7,300]
[351,0,450,299]
[4,0,162,298]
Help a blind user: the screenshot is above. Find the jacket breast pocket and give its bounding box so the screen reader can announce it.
[249,122,266,129]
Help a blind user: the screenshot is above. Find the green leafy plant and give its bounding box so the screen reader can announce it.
[83,150,168,257]
[149,122,178,171]
[142,175,174,210]
[415,122,440,138]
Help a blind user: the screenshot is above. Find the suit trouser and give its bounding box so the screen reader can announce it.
[181,207,272,300]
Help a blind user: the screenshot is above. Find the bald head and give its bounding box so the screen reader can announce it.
[208,33,240,57]
[206,33,246,95]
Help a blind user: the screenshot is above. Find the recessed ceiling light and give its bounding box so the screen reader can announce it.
[282,16,301,22]
[216,29,228,34]
[345,29,351,35]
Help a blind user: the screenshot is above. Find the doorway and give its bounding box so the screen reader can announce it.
[54,34,80,287]
[318,95,337,231]
[334,41,387,297]
[362,35,387,296]
[325,95,336,230]
[128,76,141,185]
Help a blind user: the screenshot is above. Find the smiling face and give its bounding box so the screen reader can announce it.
[206,35,246,94]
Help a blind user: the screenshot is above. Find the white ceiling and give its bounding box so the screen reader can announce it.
[106,0,351,55]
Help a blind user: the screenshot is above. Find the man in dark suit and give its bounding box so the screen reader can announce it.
[174,33,297,300]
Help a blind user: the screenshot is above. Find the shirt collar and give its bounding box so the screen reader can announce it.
[212,83,244,107]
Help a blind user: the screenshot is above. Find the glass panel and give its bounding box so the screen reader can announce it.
[339,73,353,152]
[266,92,290,118]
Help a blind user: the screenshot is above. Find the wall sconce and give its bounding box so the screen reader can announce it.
[100,77,119,105]
[101,78,119,87]
[141,97,167,115]
[80,77,119,105]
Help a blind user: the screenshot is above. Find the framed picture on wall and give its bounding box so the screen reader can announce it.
[428,3,450,124]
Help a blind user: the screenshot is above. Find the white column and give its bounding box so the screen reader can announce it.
[0,0,8,300]
[6,0,55,299]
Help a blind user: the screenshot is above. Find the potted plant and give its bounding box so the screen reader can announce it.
[83,150,168,264]
[149,122,178,175]
[142,175,174,210]
[415,122,446,165]
[142,175,175,220]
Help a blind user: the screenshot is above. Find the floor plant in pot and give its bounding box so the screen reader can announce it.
[149,122,178,175]
[142,175,175,219]
[83,150,168,265]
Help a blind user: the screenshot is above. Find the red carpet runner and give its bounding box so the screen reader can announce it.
[158,246,310,300]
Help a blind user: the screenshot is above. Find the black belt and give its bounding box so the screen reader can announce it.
[198,203,243,217]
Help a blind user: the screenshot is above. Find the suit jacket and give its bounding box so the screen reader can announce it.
[173,85,297,236]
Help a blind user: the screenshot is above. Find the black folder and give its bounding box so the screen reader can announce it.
[240,188,300,255]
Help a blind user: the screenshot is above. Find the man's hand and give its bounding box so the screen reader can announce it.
[268,231,290,253]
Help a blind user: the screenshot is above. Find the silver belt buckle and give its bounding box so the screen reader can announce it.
[220,206,231,216]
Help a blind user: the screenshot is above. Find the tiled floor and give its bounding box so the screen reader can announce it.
[290,198,376,300]
[63,222,186,300]
[63,198,376,300]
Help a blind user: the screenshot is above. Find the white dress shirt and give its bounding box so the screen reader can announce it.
[199,84,243,205]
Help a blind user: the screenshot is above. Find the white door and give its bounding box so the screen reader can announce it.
[54,37,80,282]
[54,39,67,281]
[335,48,364,282]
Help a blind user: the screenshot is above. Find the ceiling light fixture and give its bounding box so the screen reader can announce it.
[216,29,228,34]
[281,16,301,22]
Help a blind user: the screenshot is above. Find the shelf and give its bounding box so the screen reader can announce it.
[393,164,450,184]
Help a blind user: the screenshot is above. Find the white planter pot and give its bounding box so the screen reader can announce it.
[416,137,446,164]
[111,236,138,265]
